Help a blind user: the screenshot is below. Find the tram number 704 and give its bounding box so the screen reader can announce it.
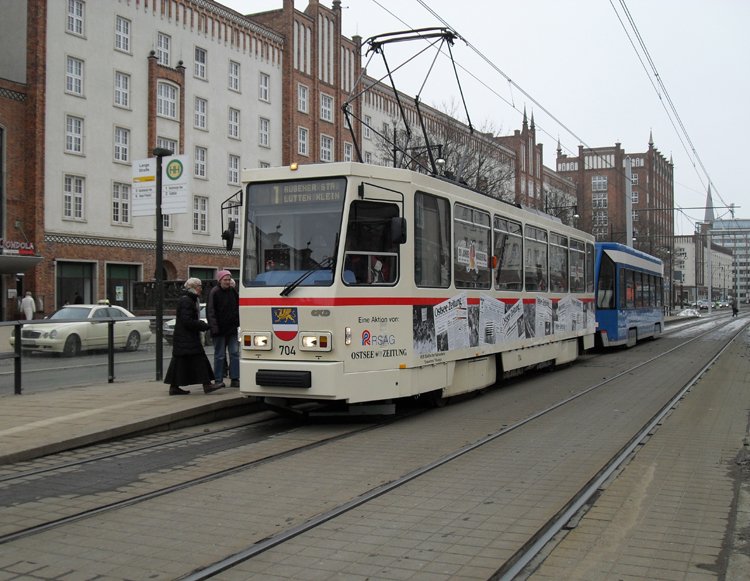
[279,345,296,356]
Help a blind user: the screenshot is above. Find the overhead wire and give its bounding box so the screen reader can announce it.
[377,0,708,232]
[613,0,726,210]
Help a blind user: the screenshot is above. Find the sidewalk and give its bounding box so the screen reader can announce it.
[0,381,255,465]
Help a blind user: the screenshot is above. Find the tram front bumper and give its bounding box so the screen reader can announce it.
[241,360,345,400]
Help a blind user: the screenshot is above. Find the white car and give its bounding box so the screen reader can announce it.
[163,304,212,346]
[10,304,152,356]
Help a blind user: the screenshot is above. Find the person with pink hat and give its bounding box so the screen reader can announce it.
[207,269,240,387]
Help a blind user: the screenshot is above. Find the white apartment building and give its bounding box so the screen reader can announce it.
[1,0,284,312]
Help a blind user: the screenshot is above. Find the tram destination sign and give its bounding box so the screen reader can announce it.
[251,178,346,206]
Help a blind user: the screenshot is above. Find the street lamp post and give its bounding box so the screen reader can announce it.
[152,147,173,381]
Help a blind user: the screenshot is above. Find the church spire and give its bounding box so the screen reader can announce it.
[522,106,528,129]
[649,129,654,147]
[704,184,715,224]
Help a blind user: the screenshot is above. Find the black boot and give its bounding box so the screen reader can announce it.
[169,386,190,395]
[203,382,223,394]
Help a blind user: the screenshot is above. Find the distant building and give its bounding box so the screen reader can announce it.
[711,219,750,304]
[673,234,733,306]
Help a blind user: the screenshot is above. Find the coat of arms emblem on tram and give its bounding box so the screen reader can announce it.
[272,307,299,341]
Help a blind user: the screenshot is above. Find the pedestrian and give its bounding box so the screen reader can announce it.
[73,291,84,304]
[164,278,223,395]
[21,291,35,320]
[207,270,240,388]
[731,296,738,317]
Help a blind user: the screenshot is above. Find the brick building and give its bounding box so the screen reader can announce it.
[555,133,674,259]
[0,0,283,318]
[251,0,362,166]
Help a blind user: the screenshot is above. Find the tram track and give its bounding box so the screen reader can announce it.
[175,317,747,580]
[0,316,743,579]
[0,414,389,544]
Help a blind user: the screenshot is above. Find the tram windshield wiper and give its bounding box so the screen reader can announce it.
[279,257,334,297]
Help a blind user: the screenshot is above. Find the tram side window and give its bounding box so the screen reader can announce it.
[570,239,585,293]
[549,232,569,293]
[414,191,451,288]
[596,253,615,309]
[586,243,595,293]
[453,204,491,289]
[524,226,548,292]
[342,200,400,285]
[635,271,644,308]
[656,276,663,307]
[621,269,636,309]
[494,216,523,291]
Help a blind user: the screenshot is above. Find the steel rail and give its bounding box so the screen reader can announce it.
[178,318,737,580]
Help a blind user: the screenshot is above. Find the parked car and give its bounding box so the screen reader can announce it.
[163,304,212,346]
[9,303,152,356]
[697,299,710,310]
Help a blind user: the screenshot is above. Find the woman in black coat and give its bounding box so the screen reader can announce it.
[164,278,222,395]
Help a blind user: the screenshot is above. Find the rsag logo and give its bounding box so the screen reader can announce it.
[361,330,396,347]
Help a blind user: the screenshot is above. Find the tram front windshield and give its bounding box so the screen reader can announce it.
[244,178,346,287]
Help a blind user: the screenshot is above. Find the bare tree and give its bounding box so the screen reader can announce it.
[373,100,515,203]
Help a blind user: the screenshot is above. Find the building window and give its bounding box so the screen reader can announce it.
[363,115,372,139]
[65,115,83,154]
[320,93,333,122]
[592,190,608,209]
[115,16,130,53]
[382,122,390,137]
[193,195,208,233]
[229,61,241,92]
[297,127,308,156]
[157,82,178,119]
[194,97,207,129]
[157,136,177,154]
[631,190,639,204]
[320,135,333,162]
[259,117,270,147]
[194,47,207,79]
[228,154,240,185]
[344,142,353,162]
[114,71,130,108]
[592,175,608,191]
[631,173,639,186]
[365,151,373,164]
[66,56,84,96]
[114,126,129,162]
[228,108,240,139]
[297,83,308,113]
[63,174,85,220]
[157,32,171,67]
[194,146,207,178]
[632,210,640,222]
[67,0,85,36]
[163,214,172,230]
[112,182,130,225]
[259,72,270,102]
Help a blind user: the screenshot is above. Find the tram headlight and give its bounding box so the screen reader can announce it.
[299,332,332,351]
[243,332,272,350]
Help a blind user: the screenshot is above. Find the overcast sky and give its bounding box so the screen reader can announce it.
[222,0,748,235]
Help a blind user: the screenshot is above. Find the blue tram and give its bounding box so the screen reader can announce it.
[594,242,664,348]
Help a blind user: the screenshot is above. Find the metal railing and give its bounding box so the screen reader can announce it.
[0,317,156,395]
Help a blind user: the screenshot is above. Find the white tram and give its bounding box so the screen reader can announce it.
[236,162,596,412]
